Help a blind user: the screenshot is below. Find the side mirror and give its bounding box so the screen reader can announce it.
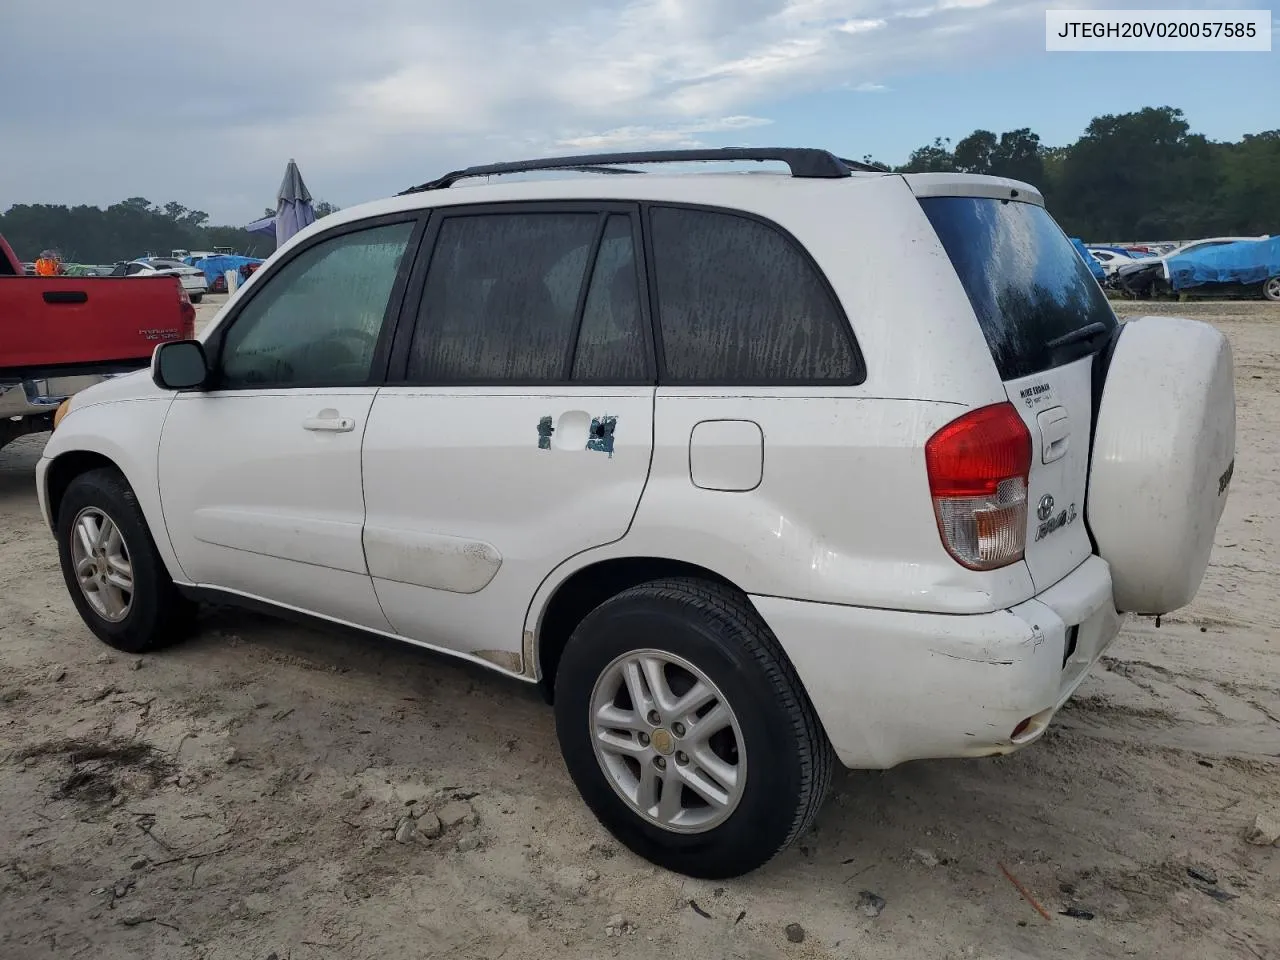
[152,340,209,390]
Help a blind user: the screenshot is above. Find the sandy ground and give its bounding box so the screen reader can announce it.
[2,297,1277,960]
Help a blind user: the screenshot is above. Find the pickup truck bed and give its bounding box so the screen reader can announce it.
[1,275,196,378]
[3,233,196,378]
[1,233,195,450]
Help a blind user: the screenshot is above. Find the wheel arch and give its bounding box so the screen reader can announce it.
[528,554,745,701]
[40,399,187,585]
[44,449,121,531]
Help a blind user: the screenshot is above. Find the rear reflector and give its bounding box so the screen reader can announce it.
[925,403,1032,570]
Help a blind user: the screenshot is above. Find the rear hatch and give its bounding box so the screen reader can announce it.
[919,193,1118,592]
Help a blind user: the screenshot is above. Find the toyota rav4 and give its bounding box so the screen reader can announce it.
[38,148,1236,879]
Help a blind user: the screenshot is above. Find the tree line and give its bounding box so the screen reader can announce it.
[2,106,1276,261]
[864,106,1278,241]
[0,197,340,266]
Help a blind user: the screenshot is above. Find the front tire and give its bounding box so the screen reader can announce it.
[190,293,204,303]
[554,578,833,879]
[56,468,194,653]
[1264,276,1280,302]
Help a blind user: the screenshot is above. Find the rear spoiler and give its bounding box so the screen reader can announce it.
[902,173,1045,206]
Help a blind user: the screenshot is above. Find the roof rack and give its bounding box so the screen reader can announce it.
[400,147,880,194]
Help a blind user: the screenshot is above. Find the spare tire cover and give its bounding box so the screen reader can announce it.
[1088,315,1236,614]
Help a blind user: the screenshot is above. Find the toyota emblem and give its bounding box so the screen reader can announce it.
[1037,494,1055,522]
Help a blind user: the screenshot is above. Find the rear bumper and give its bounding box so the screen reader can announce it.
[751,555,1124,769]
[1,374,107,419]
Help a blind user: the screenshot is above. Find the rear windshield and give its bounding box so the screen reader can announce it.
[920,196,1117,381]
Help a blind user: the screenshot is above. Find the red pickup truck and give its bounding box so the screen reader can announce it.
[1,234,195,451]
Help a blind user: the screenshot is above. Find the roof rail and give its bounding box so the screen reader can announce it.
[400,147,875,194]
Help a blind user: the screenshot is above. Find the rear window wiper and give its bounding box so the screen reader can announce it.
[1047,321,1111,352]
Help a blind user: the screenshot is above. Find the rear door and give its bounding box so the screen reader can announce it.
[360,204,656,671]
[919,194,1118,592]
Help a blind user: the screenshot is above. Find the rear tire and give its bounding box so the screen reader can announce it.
[190,294,204,303]
[1264,276,1280,302]
[554,577,833,879]
[56,468,195,653]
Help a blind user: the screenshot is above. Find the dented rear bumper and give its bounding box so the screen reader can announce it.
[750,555,1124,769]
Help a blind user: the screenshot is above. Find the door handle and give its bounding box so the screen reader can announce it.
[43,290,88,304]
[1036,406,1071,464]
[303,411,356,433]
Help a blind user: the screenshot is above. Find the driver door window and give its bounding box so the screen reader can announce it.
[218,221,415,389]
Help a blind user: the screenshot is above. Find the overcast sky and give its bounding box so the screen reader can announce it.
[2,0,1275,224]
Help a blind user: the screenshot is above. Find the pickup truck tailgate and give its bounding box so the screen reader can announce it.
[0,275,195,376]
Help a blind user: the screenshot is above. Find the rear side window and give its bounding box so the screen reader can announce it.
[648,206,861,384]
[409,213,598,382]
[920,197,1117,381]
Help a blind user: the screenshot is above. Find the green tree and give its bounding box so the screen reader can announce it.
[991,128,1043,185]
[1213,131,1280,235]
[954,130,998,174]
[898,137,956,173]
[1055,106,1218,238]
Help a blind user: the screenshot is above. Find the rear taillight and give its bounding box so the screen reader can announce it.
[178,286,195,338]
[925,402,1032,571]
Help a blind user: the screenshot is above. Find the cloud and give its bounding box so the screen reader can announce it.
[0,0,1062,221]
[555,115,774,150]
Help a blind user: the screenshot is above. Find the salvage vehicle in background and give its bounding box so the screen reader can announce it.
[1115,234,1270,297]
[1,233,195,452]
[37,148,1237,879]
[183,253,266,293]
[1163,236,1280,302]
[1087,247,1136,277]
[111,258,209,303]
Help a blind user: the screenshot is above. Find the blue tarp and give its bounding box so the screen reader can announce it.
[1167,237,1280,291]
[183,254,264,284]
[1070,237,1106,281]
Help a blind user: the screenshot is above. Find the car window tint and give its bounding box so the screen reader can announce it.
[219,221,413,388]
[572,215,648,382]
[649,207,857,383]
[919,197,1117,381]
[409,213,598,382]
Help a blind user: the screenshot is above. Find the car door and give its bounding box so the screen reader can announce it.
[361,204,656,671]
[157,215,424,630]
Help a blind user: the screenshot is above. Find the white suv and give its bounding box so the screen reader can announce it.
[38,148,1237,879]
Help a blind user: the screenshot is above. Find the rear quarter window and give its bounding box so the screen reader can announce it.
[648,206,862,385]
[920,197,1118,381]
